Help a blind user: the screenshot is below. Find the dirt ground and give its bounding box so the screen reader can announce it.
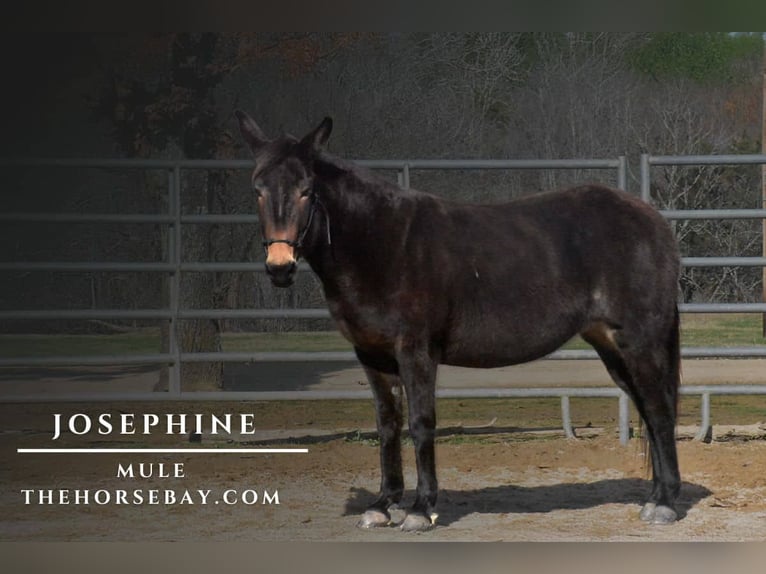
[2,407,766,542]
[1,358,764,396]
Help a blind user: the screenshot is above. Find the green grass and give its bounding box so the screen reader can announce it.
[223,331,351,353]
[563,314,766,350]
[0,329,352,357]
[0,330,162,357]
[680,313,766,347]
[1,313,763,357]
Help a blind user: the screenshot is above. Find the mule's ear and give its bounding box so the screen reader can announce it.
[234,109,268,153]
[300,117,333,152]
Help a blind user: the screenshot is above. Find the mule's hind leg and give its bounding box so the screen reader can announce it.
[355,349,404,529]
[634,311,682,523]
[582,320,681,524]
[626,354,680,524]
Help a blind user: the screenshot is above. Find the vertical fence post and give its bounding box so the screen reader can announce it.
[694,392,712,442]
[167,166,182,396]
[561,395,575,439]
[617,155,627,192]
[640,153,651,203]
[761,44,766,337]
[618,392,630,445]
[396,165,411,190]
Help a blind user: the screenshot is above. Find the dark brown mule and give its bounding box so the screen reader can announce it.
[235,111,682,531]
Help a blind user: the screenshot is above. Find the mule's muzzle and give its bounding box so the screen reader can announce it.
[265,260,297,287]
[264,239,298,287]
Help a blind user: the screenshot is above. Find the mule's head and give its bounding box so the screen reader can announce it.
[235,110,332,287]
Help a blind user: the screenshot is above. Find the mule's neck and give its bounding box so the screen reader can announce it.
[300,153,412,278]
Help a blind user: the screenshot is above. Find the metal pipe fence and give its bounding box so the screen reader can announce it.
[1,155,764,445]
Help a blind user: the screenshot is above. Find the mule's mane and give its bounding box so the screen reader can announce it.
[314,150,409,200]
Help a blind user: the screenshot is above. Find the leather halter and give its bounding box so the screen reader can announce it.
[261,194,331,253]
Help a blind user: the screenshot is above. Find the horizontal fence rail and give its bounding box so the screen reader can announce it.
[1,155,765,445]
[5,256,766,274]
[640,152,766,201]
[3,348,766,370]
[3,303,766,323]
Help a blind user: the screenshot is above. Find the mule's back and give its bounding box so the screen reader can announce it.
[432,185,679,367]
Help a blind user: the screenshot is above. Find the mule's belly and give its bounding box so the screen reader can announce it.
[440,292,587,368]
[441,327,578,368]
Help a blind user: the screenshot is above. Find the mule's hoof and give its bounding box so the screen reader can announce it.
[651,505,678,525]
[399,512,437,532]
[357,509,390,529]
[639,502,656,522]
[639,502,677,524]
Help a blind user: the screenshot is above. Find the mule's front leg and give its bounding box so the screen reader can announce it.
[356,353,404,529]
[397,345,439,532]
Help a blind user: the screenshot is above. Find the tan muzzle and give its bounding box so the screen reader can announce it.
[265,241,296,268]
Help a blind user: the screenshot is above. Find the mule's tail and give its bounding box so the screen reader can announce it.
[668,304,682,418]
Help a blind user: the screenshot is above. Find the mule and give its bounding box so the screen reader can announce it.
[235,110,682,531]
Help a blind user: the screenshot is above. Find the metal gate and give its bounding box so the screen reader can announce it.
[1,154,765,444]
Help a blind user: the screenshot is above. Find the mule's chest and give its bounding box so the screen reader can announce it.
[326,298,399,352]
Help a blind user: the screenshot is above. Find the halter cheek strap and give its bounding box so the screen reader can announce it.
[261,195,331,253]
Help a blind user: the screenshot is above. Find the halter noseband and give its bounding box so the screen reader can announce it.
[261,194,331,253]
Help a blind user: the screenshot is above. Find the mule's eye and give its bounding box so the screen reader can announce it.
[299,186,312,198]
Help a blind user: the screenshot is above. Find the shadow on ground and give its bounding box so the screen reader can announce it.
[225,361,358,391]
[343,479,712,526]
[0,365,157,383]
[0,361,358,392]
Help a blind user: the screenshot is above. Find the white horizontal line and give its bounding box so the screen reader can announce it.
[17,448,308,454]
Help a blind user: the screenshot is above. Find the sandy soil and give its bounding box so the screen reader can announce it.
[1,357,764,542]
[2,424,766,542]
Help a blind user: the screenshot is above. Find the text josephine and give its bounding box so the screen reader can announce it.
[52,413,256,440]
